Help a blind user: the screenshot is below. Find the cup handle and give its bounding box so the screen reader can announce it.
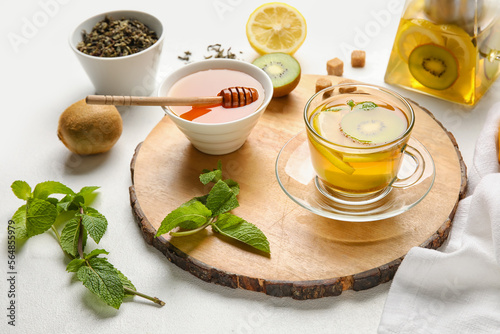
[390,144,426,188]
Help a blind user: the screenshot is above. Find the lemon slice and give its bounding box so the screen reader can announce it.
[309,111,354,175]
[246,2,307,55]
[312,110,342,141]
[439,24,476,69]
[308,134,355,175]
[396,19,443,62]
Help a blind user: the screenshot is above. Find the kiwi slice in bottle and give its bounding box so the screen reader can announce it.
[408,44,459,90]
[252,52,301,97]
[340,109,407,145]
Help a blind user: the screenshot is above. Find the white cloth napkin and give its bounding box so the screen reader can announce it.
[378,106,500,333]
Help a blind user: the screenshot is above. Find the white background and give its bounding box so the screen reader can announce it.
[1,0,497,333]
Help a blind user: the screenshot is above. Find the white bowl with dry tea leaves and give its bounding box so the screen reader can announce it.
[69,10,164,96]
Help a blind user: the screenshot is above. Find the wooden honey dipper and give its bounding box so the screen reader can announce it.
[86,87,259,108]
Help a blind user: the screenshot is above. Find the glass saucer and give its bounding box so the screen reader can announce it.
[275,131,435,222]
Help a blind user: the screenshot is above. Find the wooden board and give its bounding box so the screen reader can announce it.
[129,74,467,299]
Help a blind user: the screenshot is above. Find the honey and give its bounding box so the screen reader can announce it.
[167,69,265,123]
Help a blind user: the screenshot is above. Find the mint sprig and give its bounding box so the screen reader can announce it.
[10,181,164,309]
[155,161,270,254]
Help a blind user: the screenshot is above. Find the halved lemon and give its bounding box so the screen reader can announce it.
[246,2,307,55]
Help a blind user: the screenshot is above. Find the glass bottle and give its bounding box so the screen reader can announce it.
[384,0,500,105]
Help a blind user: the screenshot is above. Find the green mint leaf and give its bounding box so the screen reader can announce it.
[200,169,222,185]
[57,195,73,212]
[57,194,85,213]
[78,207,107,244]
[11,205,29,240]
[11,181,31,200]
[66,258,85,272]
[176,199,212,230]
[32,181,74,199]
[77,186,100,197]
[324,107,343,112]
[26,198,58,237]
[156,200,211,237]
[206,180,239,216]
[60,218,87,257]
[356,101,378,111]
[200,160,223,185]
[214,212,243,229]
[45,197,59,206]
[213,213,270,253]
[85,249,109,260]
[194,194,208,206]
[115,268,136,295]
[72,195,85,207]
[347,99,355,109]
[76,257,124,309]
[224,179,240,195]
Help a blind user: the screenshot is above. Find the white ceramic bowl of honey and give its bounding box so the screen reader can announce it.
[158,59,274,155]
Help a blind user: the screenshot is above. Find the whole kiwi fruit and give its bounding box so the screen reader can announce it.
[57,99,123,155]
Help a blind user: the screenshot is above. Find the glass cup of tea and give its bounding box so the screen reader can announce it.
[304,83,426,205]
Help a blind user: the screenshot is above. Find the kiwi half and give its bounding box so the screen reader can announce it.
[408,44,459,90]
[340,109,406,144]
[252,52,301,97]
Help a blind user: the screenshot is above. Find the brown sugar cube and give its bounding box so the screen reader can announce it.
[326,57,343,76]
[316,77,333,98]
[315,77,332,93]
[338,79,357,93]
[351,50,366,68]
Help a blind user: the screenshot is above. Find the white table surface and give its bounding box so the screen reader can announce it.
[1,1,498,333]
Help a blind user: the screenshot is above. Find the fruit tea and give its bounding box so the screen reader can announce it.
[168,69,264,123]
[384,0,500,105]
[306,92,411,196]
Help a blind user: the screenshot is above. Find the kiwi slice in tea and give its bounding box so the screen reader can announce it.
[252,52,301,97]
[408,44,459,90]
[340,109,406,145]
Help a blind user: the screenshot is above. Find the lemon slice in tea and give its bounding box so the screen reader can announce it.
[310,110,354,175]
[312,109,343,140]
[308,134,355,175]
